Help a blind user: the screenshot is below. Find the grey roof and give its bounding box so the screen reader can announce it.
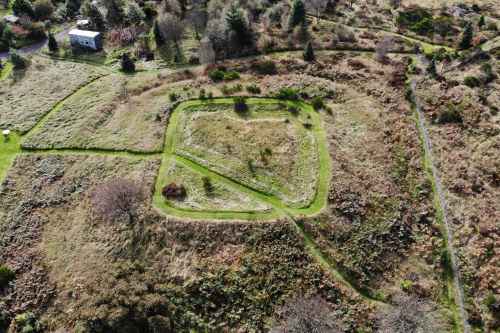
[2,14,20,23]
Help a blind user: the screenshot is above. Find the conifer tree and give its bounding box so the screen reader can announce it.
[289,0,306,29]
[153,19,165,46]
[478,15,485,28]
[458,21,474,50]
[48,32,58,52]
[226,7,251,46]
[121,53,135,73]
[82,2,105,31]
[303,40,315,61]
[426,57,436,74]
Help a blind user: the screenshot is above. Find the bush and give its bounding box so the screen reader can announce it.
[208,70,224,81]
[233,96,247,113]
[479,63,492,73]
[311,96,324,110]
[401,280,412,291]
[223,71,240,80]
[141,5,157,19]
[275,88,298,100]
[246,84,261,94]
[258,60,277,75]
[202,176,213,192]
[220,84,243,95]
[121,53,135,73]
[404,87,413,101]
[463,75,480,87]
[162,183,186,198]
[438,108,462,124]
[485,23,497,31]
[27,23,47,40]
[169,92,179,101]
[10,50,28,68]
[299,91,309,99]
[0,265,15,288]
[198,88,206,99]
[471,3,480,12]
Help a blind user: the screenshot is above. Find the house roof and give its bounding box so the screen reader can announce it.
[68,29,100,38]
[2,14,20,23]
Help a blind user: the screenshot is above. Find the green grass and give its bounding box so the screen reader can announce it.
[0,131,23,188]
[153,98,331,220]
[173,101,318,207]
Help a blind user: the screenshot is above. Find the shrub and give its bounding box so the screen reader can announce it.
[47,32,58,52]
[246,84,261,94]
[288,105,299,115]
[0,265,15,288]
[471,3,480,12]
[202,176,213,192]
[141,5,157,19]
[27,23,46,40]
[169,92,178,101]
[9,50,28,68]
[485,23,497,31]
[404,87,413,101]
[438,108,462,124]
[208,70,224,81]
[275,88,298,100]
[258,60,277,75]
[223,71,240,80]
[121,53,135,73]
[207,91,213,99]
[311,96,324,110]
[303,40,315,61]
[299,91,309,99]
[162,183,186,198]
[303,122,312,129]
[479,63,492,73]
[463,75,480,87]
[401,280,412,291]
[233,96,247,113]
[198,88,206,99]
[486,295,497,308]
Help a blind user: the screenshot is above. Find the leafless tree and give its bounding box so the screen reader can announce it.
[257,34,273,54]
[199,37,216,64]
[374,35,393,64]
[307,0,328,23]
[158,13,186,49]
[377,293,448,333]
[186,5,206,40]
[268,294,343,333]
[332,24,356,44]
[93,179,146,226]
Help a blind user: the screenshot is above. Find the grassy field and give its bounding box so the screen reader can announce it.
[163,159,270,212]
[174,101,319,208]
[21,73,169,153]
[0,56,106,134]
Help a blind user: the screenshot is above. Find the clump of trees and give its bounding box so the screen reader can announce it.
[93,178,145,225]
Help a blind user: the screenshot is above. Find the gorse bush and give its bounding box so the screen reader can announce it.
[275,88,299,100]
[10,50,28,68]
[0,265,15,288]
[220,83,243,95]
[208,70,224,81]
[121,53,135,73]
[246,84,261,94]
[223,71,240,80]
[463,75,480,87]
[233,96,247,113]
[311,96,324,110]
[162,183,186,198]
[438,102,462,124]
[258,60,277,75]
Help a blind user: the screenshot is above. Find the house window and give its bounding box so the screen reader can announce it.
[84,39,89,45]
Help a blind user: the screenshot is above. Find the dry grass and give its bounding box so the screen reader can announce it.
[22,73,171,153]
[0,56,106,134]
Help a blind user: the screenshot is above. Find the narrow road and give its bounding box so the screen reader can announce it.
[0,25,75,59]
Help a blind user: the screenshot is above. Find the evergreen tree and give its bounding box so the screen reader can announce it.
[82,1,105,31]
[48,32,58,52]
[458,21,474,50]
[121,53,135,73]
[303,40,315,61]
[426,57,436,74]
[226,7,251,46]
[125,2,145,26]
[11,0,34,17]
[478,15,485,28]
[153,19,165,46]
[289,0,306,29]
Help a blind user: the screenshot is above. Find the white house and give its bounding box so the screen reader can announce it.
[68,29,103,50]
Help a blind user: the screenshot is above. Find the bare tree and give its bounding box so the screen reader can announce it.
[307,0,328,24]
[93,179,146,226]
[268,294,343,333]
[377,293,448,333]
[374,35,393,64]
[199,37,216,64]
[158,13,185,49]
[186,5,206,40]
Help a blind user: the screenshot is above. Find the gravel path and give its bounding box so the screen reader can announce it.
[0,25,75,60]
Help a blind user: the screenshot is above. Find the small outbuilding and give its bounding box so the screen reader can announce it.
[68,29,103,50]
[76,19,90,30]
